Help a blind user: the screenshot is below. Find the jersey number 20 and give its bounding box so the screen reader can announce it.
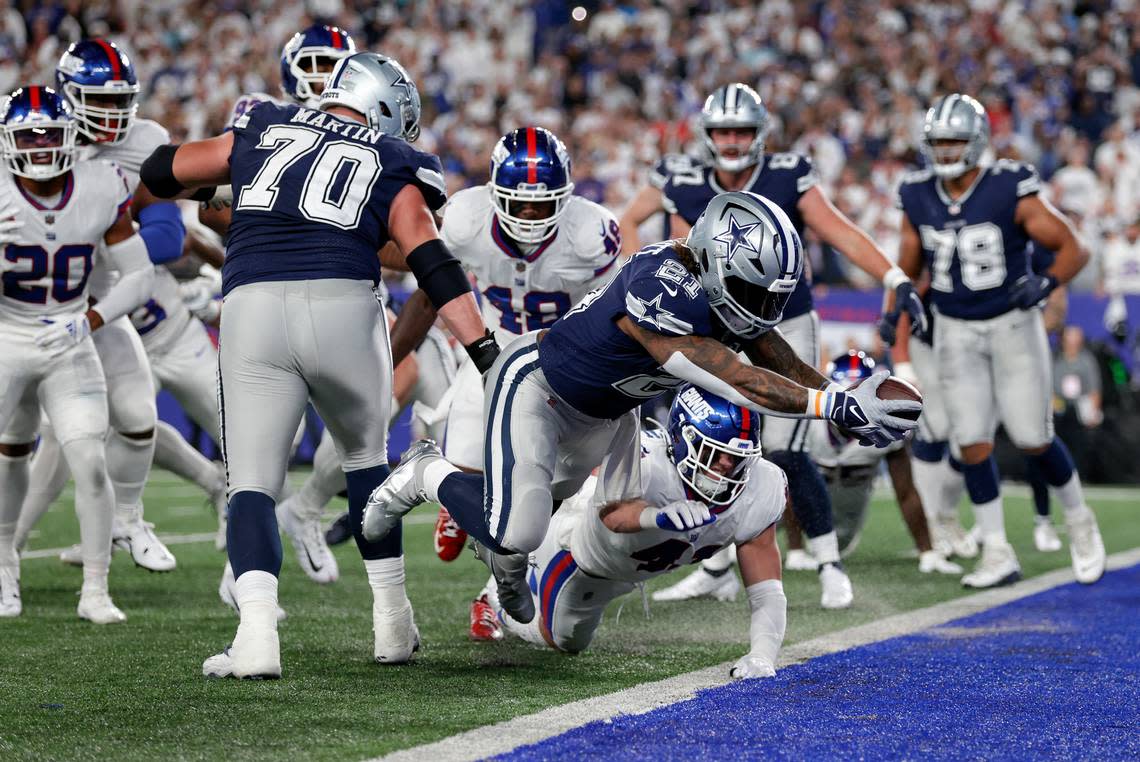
[237,124,381,230]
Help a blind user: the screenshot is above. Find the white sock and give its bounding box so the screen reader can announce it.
[0,452,31,565]
[808,531,841,566]
[82,567,110,593]
[14,427,70,547]
[1051,473,1091,520]
[941,462,966,522]
[364,556,407,608]
[62,439,115,575]
[106,430,154,515]
[154,421,222,494]
[909,457,946,525]
[973,497,1007,546]
[421,459,460,503]
[293,432,345,521]
[701,544,737,573]
[235,569,279,626]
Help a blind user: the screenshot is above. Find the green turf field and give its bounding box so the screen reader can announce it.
[2,470,1137,761]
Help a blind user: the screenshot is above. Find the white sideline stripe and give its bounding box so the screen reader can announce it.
[21,514,439,560]
[372,546,1140,762]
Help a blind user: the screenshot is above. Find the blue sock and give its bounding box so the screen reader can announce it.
[1025,458,1051,517]
[961,457,1000,504]
[948,454,963,473]
[767,450,833,538]
[438,472,507,553]
[345,464,401,560]
[911,438,947,463]
[227,490,282,578]
[1029,438,1076,488]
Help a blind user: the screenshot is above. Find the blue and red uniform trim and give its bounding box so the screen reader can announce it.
[538,549,578,649]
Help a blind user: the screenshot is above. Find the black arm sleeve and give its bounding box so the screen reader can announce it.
[140,144,186,199]
[405,238,472,309]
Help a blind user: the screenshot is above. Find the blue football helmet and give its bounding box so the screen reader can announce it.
[319,53,421,142]
[489,127,574,245]
[280,24,356,107]
[0,86,78,180]
[827,350,876,387]
[55,38,138,144]
[667,385,762,505]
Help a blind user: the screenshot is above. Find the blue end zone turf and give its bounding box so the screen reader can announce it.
[495,564,1140,761]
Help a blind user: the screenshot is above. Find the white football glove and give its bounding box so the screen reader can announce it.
[730,653,776,680]
[0,203,26,245]
[34,312,91,354]
[892,361,920,392]
[639,499,715,532]
[178,279,220,323]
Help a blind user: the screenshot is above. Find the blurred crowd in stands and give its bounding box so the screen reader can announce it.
[4,0,1138,476]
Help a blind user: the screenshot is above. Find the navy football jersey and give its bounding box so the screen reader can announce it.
[223,102,447,296]
[539,242,731,420]
[897,159,1042,320]
[661,152,817,319]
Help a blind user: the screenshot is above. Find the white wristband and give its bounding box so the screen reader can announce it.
[746,579,787,668]
[882,265,909,291]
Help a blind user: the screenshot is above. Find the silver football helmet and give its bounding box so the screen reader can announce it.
[698,83,769,173]
[319,52,421,142]
[921,93,990,179]
[688,191,803,338]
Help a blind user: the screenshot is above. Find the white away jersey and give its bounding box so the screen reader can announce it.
[809,420,903,469]
[0,159,131,326]
[568,431,787,583]
[440,186,621,345]
[83,119,171,300]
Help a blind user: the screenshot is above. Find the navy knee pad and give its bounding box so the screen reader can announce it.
[910,438,948,463]
[227,490,283,578]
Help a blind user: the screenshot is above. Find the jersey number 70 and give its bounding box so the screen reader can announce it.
[237,125,381,230]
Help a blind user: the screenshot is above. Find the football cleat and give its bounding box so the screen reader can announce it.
[0,566,21,617]
[469,594,504,641]
[218,563,287,621]
[1066,510,1106,585]
[276,496,339,584]
[818,562,854,609]
[784,548,819,571]
[652,568,740,602]
[361,439,442,542]
[434,506,467,562]
[1033,517,1063,553]
[961,541,1021,589]
[113,515,177,572]
[373,598,420,664]
[203,621,281,679]
[325,511,353,546]
[475,543,535,625]
[77,587,126,624]
[918,550,963,575]
[934,514,979,559]
[59,544,83,567]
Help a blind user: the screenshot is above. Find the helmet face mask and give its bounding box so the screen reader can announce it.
[490,127,574,245]
[281,25,356,108]
[699,83,768,173]
[1,88,78,181]
[688,191,803,338]
[319,53,422,142]
[56,40,139,145]
[668,385,762,506]
[921,93,990,179]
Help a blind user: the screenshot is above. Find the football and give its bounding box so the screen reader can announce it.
[877,376,923,420]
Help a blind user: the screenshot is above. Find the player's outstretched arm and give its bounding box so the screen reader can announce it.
[140,133,234,200]
[802,187,928,340]
[388,184,498,372]
[732,522,785,680]
[618,186,665,256]
[600,497,715,533]
[745,328,831,391]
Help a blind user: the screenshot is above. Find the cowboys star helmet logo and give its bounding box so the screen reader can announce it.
[713,211,762,265]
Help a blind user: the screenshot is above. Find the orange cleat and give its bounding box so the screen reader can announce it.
[469,594,503,642]
[434,506,468,562]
